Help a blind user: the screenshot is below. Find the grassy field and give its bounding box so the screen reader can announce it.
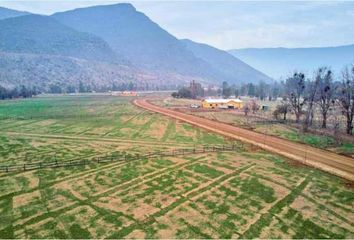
[0,95,353,239]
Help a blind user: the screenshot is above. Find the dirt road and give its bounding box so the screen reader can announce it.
[134,99,354,182]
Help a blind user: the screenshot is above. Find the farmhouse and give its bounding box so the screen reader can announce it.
[202,98,243,109]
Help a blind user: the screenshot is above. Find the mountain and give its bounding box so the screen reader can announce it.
[52,4,217,79]
[0,14,118,63]
[0,6,29,20]
[0,51,173,91]
[52,3,271,85]
[229,45,354,79]
[0,52,128,89]
[181,39,273,84]
[0,4,276,91]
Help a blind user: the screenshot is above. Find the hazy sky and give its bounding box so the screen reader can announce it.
[1,1,354,50]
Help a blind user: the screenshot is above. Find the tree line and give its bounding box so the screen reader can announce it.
[280,66,354,135]
[0,85,39,100]
[237,66,354,135]
[173,65,354,135]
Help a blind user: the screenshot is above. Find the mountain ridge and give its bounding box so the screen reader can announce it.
[0,6,29,20]
[0,3,279,91]
[181,39,273,84]
[0,14,119,63]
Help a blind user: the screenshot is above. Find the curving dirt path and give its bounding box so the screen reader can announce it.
[134,99,354,182]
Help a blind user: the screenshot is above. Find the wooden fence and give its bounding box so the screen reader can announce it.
[0,144,242,173]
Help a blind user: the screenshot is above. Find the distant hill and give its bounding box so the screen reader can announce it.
[0,14,118,63]
[0,51,162,91]
[229,45,354,79]
[52,3,272,85]
[0,4,278,91]
[0,6,28,20]
[181,39,273,84]
[52,3,218,81]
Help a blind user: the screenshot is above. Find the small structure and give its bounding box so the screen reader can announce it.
[121,91,138,97]
[201,98,243,109]
[111,91,138,97]
[261,105,269,111]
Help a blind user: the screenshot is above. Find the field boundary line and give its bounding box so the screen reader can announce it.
[102,109,145,137]
[0,144,240,173]
[11,152,226,230]
[108,163,255,238]
[240,175,311,238]
[0,131,195,147]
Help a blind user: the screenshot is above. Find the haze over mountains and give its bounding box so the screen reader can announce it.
[181,39,271,84]
[0,6,28,20]
[229,45,354,79]
[0,4,273,92]
[0,14,118,63]
[1,3,353,92]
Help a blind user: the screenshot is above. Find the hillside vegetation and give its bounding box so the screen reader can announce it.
[0,3,273,93]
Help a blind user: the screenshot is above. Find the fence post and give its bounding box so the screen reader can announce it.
[23,164,26,171]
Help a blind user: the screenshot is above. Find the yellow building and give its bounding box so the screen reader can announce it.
[202,98,243,109]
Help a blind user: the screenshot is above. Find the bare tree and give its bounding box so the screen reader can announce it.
[250,100,260,114]
[338,66,354,135]
[316,67,335,128]
[273,102,291,121]
[303,74,320,132]
[285,72,306,123]
[332,108,342,145]
[243,103,250,116]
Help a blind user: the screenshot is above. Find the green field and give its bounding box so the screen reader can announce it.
[0,95,353,239]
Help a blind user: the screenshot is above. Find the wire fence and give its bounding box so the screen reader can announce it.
[0,143,242,173]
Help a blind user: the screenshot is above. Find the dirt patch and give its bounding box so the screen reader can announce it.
[65,205,98,224]
[145,120,168,139]
[94,196,126,213]
[21,171,39,189]
[119,128,134,136]
[13,190,41,208]
[125,229,146,239]
[47,193,76,212]
[53,181,86,201]
[290,196,354,233]
[130,116,150,125]
[132,200,160,221]
[175,122,196,139]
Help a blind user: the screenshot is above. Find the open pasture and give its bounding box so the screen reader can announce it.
[0,95,225,165]
[0,95,353,239]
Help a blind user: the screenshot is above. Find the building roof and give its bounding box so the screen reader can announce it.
[203,98,243,104]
